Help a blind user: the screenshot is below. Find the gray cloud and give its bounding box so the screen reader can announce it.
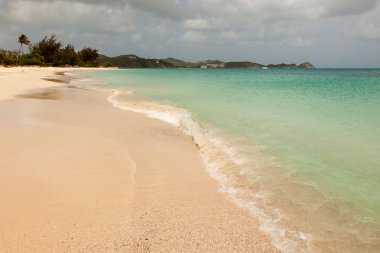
[324,0,379,17]
[25,0,186,19]
[0,0,380,67]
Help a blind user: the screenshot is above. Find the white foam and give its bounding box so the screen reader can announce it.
[108,91,186,127]
[107,90,312,253]
[63,71,74,76]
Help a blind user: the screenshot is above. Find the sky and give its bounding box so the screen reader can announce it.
[0,0,380,67]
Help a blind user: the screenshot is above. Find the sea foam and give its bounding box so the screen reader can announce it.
[75,68,380,253]
[107,90,311,253]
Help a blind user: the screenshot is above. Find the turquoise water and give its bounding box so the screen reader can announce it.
[83,69,380,252]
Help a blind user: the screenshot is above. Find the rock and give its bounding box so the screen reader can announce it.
[298,62,315,69]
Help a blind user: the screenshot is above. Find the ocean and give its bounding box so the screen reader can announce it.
[78,68,380,252]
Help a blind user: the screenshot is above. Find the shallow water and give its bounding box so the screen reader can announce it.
[81,68,380,252]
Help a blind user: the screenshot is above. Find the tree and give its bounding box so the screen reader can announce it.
[2,34,100,67]
[58,44,79,66]
[30,34,62,66]
[18,34,30,55]
[78,47,99,66]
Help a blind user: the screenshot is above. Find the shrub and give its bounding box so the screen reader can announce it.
[19,53,45,66]
[2,53,17,66]
[101,61,116,67]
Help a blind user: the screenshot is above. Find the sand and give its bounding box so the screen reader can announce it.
[0,67,280,252]
[0,67,61,100]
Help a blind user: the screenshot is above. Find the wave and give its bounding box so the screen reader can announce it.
[107,90,311,252]
[69,70,380,253]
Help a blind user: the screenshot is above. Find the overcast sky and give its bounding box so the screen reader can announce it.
[1,0,379,67]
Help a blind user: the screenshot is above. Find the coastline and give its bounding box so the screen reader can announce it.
[0,67,279,252]
[94,68,380,253]
[0,66,113,101]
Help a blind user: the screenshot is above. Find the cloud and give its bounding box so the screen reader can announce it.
[24,0,186,19]
[187,0,380,20]
[131,33,142,43]
[127,0,186,19]
[324,0,380,17]
[343,5,380,40]
[180,0,380,46]
[181,31,204,42]
[184,18,227,31]
[0,0,380,67]
[5,0,137,34]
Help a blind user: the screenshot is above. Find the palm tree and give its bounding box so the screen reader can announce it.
[18,34,30,55]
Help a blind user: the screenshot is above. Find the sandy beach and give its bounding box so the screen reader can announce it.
[0,67,279,252]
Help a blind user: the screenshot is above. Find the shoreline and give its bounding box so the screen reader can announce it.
[0,66,112,101]
[95,68,380,253]
[0,67,280,252]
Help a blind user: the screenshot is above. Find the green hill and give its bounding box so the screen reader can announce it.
[97,54,175,68]
[96,54,315,69]
[161,58,202,68]
[224,61,263,68]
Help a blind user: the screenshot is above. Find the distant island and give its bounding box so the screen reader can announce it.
[97,55,316,69]
[0,34,315,69]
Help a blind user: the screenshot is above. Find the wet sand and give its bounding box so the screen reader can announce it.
[0,68,279,252]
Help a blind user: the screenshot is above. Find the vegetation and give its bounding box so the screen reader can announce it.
[19,53,45,66]
[0,34,100,67]
[78,47,99,67]
[18,34,30,55]
[224,61,264,68]
[266,63,297,69]
[163,58,266,68]
[162,58,225,68]
[96,54,174,68]
[30,35,62,66]
[162,58,200,68]
[101,61,116,67]
[0,50,17,66]
[58,44,80,66]
[163,58,315,69]
[1,34,316,69]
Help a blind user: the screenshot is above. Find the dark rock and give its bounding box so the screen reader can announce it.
[297,62,315,69]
